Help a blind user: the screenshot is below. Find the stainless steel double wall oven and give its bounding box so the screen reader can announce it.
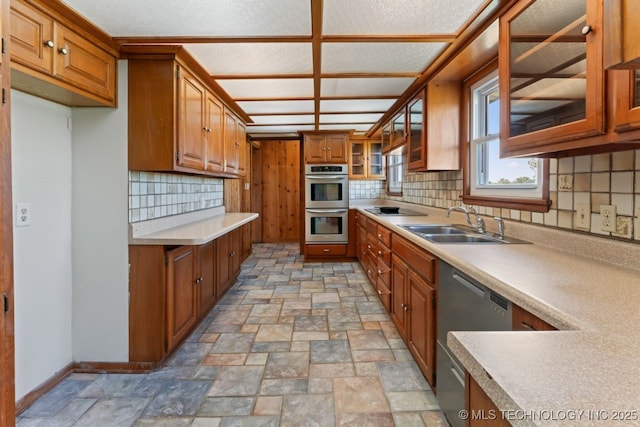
[304,164,349,243]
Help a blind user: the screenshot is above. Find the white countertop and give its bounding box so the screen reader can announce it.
[352,200,640,426]
[129,207,259,245]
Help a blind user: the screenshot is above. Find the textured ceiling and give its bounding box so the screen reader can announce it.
[62,0,491,138]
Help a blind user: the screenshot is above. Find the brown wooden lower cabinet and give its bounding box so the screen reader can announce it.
[357,215,438,387]
[196,240,216,319]
[467,373,511,427]
[512,304,557,331]
[129,227,249,365]
[166,245,197,350]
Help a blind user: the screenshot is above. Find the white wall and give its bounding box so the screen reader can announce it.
[12,91,74,400]
[71,60,129,361]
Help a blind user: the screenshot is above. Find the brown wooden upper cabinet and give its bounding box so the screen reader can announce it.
[126,47,246,177]
[9,0,117,106]
[612,69,640,132]
[408,82,460,171]
[303,132,349,164]
[224,110,247,176]
[383,109,407,154]
[603,0,640,69]
[499,0,605,157]
[349,137,385,179]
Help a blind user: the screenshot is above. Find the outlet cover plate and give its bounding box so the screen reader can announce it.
[15,203,31,227]
[600,204,617,232]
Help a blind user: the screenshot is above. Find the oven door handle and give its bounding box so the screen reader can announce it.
[306,209,348,214]
[305,175,346,180]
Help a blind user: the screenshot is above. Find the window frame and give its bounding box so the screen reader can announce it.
[386,153,403,196]
[461,60,550,212]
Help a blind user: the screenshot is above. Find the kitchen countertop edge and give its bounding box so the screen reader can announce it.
[129,212,259,245]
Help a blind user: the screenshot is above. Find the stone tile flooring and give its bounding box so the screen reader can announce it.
[17,243,448,427]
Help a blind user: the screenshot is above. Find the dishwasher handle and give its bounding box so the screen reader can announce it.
[452,271,485,297]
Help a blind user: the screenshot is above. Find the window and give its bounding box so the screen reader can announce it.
[463,65,550,212]
[387,154,403,196]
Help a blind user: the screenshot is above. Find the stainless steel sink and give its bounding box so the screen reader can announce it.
[400,224,529,244]
[425,234,504,244]
[401,225,467,235]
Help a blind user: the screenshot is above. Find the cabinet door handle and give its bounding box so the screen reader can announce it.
[581,25,592,35]
[44,40,54,48]
[323,248,330,252]
[378,290,383,295]
[59,47,69,55]
[377,250,382,255]
[230,251,236,257]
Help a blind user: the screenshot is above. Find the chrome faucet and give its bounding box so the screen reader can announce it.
[446,205,485,233]
[493,217,505,239]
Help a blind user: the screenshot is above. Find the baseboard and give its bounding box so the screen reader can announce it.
[16,362,74,415]
[73,361,154,374]
[16,361,154,415]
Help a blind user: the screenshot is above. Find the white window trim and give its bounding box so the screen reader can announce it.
[469,72,543,199]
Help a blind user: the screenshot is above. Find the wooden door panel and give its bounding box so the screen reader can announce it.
[166,246,197,351]
[224,111,238,173]
[304,134,327,163]
[390,254,408,339]
[10,0,53,73]
[408,271,436,385]
[53,24,115,103]
[205,94,224,173]
[197,241,216,318]
[177,69,205,170]
[325,134,348,163]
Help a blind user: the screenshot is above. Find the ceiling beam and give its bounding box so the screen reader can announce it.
[114,36,312,44]
[311,0,323,131]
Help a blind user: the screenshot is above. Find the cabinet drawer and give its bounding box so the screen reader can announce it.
[366,233,377,258]
[358,213,367,228]
[365,253,378,285]
[377,225,392,248]
[376,258,391,288]
[367,219,378,235]
[392,234,436,285]
[377,244,391,267]
[306,244,347,257]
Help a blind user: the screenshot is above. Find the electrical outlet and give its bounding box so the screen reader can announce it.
[600,204,617,232]
[15,203,32,227]
[575,204,590,229]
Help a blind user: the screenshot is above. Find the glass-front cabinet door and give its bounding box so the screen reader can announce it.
[408,92,426,171]
[500,0,604,157]
[367,140,385,179]
[381,123,391,153]
[349,140,366,178]
[390,109,407,149]
[613,69,640,132]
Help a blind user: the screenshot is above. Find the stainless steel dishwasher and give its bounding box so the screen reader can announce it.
[436,260,512,427]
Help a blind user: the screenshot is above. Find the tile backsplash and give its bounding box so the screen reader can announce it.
[349,180,386,200]
[128,171,224,223]
[377,149,640,242]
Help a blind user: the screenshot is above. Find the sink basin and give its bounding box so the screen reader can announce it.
[401,225,467,235]
[424,234,505,244]
[400,224,529,244]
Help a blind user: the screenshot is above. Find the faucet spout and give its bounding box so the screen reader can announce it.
[446,205,485,233]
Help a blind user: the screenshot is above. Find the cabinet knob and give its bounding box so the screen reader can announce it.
[323,248,330,252]
[402,304,409,312]
[44,40,54,48]
[230,251,236,257]
[59,47,69,55]
[581,25,592,35]
[377,270,382,275]
[377,250,382,255]
[378,290,383,295]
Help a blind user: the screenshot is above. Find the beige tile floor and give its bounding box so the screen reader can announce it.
[17,243,448,426]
